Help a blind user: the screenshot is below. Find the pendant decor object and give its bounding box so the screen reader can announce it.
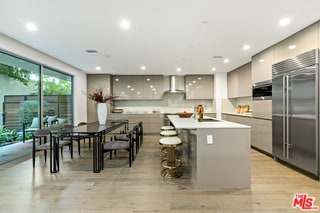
[97,103,107,125]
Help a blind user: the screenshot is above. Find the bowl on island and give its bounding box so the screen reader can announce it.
[175,111,193,118]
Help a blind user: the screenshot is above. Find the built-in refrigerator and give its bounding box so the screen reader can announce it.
[272,49,319,178]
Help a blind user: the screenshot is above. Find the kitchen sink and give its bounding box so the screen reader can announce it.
[202,118,220,122]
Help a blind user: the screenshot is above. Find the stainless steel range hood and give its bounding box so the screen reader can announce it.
[164,75,185,93]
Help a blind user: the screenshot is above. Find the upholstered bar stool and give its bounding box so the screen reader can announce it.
[159,137,183,178]
[160,130,177,137]
[159,130,178,156]
[160,125,175,131]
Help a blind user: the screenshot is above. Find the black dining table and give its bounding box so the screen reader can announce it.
[52,119,128,173]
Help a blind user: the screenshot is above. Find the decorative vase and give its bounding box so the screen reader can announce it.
[97,103,107,125]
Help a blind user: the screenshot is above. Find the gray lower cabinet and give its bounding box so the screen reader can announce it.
[251,118,272,154]
[109,113,164,134]
[222,113,272,154]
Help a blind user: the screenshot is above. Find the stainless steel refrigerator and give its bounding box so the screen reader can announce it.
[272,49,319,177]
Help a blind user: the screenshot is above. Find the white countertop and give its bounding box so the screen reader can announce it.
[168,115,250,129]
[222,112,253,118]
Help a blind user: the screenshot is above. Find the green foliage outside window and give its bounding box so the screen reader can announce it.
[42,77,72,95]
[19,100,50,124]
[0,125,19,145]
[0,64,31,86]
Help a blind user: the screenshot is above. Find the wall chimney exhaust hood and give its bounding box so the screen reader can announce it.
[164,75,185,93]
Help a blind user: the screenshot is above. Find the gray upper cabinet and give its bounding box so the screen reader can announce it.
[227,63,251,98]
[185,75,214,99]
[252,22,318,84]
[251,47,273,84]
[112,75,131,99]
[273,23,318,63]
[142,75,164,99]
[112,75,164,100]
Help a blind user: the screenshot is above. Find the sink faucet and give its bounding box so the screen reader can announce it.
[193,104,198,120]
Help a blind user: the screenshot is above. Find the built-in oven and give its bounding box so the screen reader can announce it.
[252,80,272,100]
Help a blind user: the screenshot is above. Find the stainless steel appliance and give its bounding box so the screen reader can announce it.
[272,49,319,177]
[252,80,272,100]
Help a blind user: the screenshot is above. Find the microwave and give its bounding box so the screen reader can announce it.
[252,80,272,101]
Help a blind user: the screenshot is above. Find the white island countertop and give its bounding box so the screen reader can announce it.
[167,115,250,129]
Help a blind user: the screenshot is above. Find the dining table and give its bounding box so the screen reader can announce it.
[51,119,128,173]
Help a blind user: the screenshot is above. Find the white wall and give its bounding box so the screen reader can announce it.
[0,33,87,125]
[214,72,227,119]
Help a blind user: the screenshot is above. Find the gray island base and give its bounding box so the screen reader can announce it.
[168,115,251,190]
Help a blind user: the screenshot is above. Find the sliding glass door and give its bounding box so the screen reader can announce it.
[0,50,73,164]
[0,52,40,143]
[43,67,73,126]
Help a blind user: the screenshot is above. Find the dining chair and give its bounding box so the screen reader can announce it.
[114,122,143,155]
[32,128,72,172]
[55,125,75,159]
[102,129,133,167]
[58,124,81,156]
[138,121,143,147]
[77,122,92,149]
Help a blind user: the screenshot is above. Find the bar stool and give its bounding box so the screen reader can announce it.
[159,137,183,178]
[160,130,178,137]
[160,130,178,156]
[161,126,175,131]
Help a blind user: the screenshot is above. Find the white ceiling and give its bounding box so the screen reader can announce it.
[1,0,320,75]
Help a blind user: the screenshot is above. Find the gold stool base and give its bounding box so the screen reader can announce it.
[161,167,184,178]
[160,159,182,169]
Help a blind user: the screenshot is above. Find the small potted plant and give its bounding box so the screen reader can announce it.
[87,89,117,125]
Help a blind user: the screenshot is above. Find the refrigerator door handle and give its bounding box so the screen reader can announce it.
[282,76,286,159]
[285,75,290,159]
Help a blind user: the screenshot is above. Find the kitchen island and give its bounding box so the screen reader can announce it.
[167,115,251,190]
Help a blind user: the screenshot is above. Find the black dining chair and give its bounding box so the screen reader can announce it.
[114,122,143,156]
[102,129,133,167]
[58,124,82,156]
[77,122,92,149]
[32,128,72,173]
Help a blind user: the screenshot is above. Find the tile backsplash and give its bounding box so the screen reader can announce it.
[113,93,214,113]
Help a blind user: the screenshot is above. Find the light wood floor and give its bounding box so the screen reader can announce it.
[0,134,319,212]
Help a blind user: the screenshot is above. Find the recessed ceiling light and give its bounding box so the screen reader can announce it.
[243,45,250,50]
[288,45,297,50]
[141,66,146,70]
[85,49,98,53]
[120,19,130,30]
[279,18,290,26]
[211,67,216,71]
[224,59,230,63]
[96,66,101,71]
[25,22,37,31]
[176,67,182,72]
[259,59,265,63]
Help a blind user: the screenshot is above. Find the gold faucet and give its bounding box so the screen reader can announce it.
[196,104,204,122]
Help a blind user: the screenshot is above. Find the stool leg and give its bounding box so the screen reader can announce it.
[160,145,183,178]
[166,147,175,166]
